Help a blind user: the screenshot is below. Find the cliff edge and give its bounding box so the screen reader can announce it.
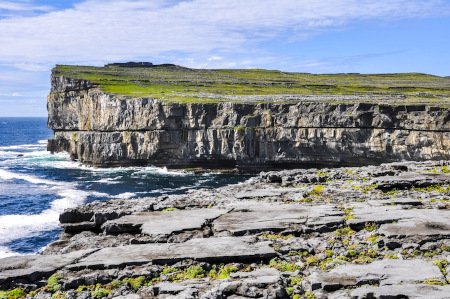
[47,64,450,170]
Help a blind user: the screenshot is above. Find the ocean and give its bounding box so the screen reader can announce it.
[0,117,247,258]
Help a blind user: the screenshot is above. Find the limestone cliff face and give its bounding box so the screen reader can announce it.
[47,75,450,170]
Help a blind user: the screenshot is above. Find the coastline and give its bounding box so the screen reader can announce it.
[1,160,449,298]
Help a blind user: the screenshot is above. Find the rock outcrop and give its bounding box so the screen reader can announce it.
[1,161,450,298]
[47,67,450,170]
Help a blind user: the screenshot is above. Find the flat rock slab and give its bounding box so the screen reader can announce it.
[349,284,450,299]
[374,173,450,191]
[235,188,286,199]
[379,209,450,240]
[348,204,450,241]
[213,203,342,236]
[0,249,95,287]
[112,295,142,299]
[377,197,423,206]
[68,237,276,270]
[313,259,443,291]
[102,208,229,236]
[348,203,425,227]
[229,267,281,285]
[154,267,281,296]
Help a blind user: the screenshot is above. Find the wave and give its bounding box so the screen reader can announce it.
[0,168,65,186]
[92,176,122,184]
[132,166,188,176]
[114,192,137,199]
[4,150,51,158]
[41,160,190,177]
[0,174,107,249]
[1,141,191,178]
[0,143,46,151]
[0,246,21,258]
[0,140,209,256]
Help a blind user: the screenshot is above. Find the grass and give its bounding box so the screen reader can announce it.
[364,222,378,232]
[433,259,449,282]
[413,185,450,193]
[429,165,450,174]
[0,289,26,299]
[46,273,62,292]
[123,276,146,290]
[343,207,355,221]
[209,264,239,280]
[269,258,302,272]
[52,64,450,105]
[261,233,294,240]
[351,183,377,194]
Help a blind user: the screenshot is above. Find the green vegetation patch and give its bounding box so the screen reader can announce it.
[209,264,239,280]
[0,289,26,299]
[53,64,450,105]
[269,258,302,272]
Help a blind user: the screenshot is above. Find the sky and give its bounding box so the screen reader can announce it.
[0,0,449,116]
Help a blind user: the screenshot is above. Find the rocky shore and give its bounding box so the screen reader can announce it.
[1,160,450,298]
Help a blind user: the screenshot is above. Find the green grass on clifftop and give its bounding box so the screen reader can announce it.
[53,64,450,105]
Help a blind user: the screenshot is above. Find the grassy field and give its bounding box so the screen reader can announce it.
[53,64,450,105]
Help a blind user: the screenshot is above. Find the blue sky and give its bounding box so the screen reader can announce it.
[0,0,449,116]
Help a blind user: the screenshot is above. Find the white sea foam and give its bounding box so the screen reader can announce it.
[0,246,21,258]
[1,141,190,177]
[114,192,137,199]
[0,143,46,150]
[0,140,199,255]
[0,168,65,186]
[132,166,188,176]
[0,178,106,248]
[38,159,190,176]
[93,177,122,184]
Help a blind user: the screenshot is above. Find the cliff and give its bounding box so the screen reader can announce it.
[47,64,450,170]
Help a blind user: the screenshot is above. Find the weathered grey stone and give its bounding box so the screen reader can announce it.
[213,203,342,236]
[62,221,98,233]
[235,189,284,199]
[112,295,142,299]
[7,160,450,297]
[47,75,450,169]
[347,203,428,228]
[0,249,95,288]
[152,268,282,298]
[350,284,450,299]
[102,208,229,236]
[313,259,443,291]
[379,212,450,241]
[378,197,423,206]
[229,267,281,286]
[374,173,450,191]
[60,198,154,230]
[153,281,204,296]
[68,237,276,270]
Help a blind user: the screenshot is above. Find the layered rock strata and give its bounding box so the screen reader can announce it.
[47,75,450,169]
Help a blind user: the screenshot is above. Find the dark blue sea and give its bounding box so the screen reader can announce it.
[0,117,247,257]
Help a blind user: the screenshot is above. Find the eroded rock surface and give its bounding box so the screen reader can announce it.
[1,161,450,298]
[68,237,276,270]
[47,73,450,169]
[102,208,228,237]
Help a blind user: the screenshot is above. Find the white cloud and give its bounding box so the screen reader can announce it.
[207,56,223,62]
[0,0,52,17]
[0,0,447,68]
